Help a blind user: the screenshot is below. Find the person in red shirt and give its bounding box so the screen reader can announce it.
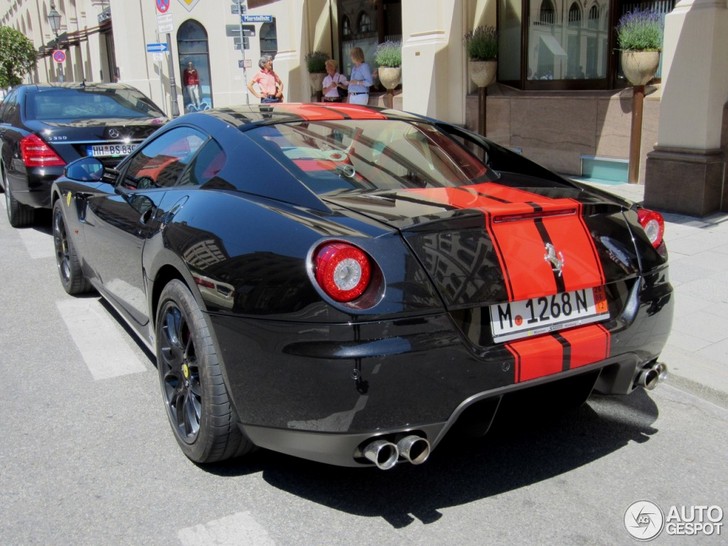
[247,55,284,103]
[183,61,201,108]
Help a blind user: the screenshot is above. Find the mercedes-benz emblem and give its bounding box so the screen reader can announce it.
[544,242,565,276]
[107,128,120,138]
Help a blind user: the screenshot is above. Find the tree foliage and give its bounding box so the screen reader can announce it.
[0,26,38,87]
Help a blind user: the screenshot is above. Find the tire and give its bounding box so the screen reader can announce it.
[53,200,92,295]
[156,279,254,463]
[4,173,35,228]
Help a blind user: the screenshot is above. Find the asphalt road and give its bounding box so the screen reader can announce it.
[1,199,726,545]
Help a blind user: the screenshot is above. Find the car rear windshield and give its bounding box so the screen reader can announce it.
[29,88,165,121]
[248,120,495,194]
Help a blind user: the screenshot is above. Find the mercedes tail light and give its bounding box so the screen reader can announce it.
[20,134,65,167]
[637,208,665,249]
[313,242,373,302]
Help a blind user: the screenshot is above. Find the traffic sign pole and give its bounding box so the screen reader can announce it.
[165,33,180,117]
[237,0,249,104]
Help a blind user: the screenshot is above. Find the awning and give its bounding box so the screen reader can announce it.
[540,34,567,57]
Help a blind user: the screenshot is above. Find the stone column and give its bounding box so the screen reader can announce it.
[401,0,466,123]
[644,0,728,216]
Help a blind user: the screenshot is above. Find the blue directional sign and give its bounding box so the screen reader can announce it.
[241,14,273,23]
[146,42,169,53]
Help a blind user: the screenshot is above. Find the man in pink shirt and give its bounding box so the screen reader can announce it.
[247,55,284,103]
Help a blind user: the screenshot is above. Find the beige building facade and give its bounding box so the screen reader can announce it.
[1,0,727,215]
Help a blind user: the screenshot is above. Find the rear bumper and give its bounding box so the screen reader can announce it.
[8,167,62,208]
[209,272,674,467]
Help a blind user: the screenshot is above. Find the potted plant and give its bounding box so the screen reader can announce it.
[465,25,498,88]
[617,9,663,86]
[374,41,402,90]
[305,50,328,92]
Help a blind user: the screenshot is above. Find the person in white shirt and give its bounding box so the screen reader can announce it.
[321,59,348,103]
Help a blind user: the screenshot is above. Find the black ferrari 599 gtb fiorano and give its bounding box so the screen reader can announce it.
[51,103,673,469]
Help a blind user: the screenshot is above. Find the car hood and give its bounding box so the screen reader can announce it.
[323,182,644,308]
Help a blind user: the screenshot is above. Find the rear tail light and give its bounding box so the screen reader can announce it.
[313,242,372,302]
[20,134,65,167]
[637,208,665,249]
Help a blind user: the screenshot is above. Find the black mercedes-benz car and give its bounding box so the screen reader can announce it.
[0,82,166,227]
[51,104,673,469]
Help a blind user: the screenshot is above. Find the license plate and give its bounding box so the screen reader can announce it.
[489,286,609,343]
[87,143,137,157]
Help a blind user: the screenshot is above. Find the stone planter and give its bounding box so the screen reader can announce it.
[377,66,401,90]
[469,60,497,88]
[621,50,660,86]
[308,73,325,92]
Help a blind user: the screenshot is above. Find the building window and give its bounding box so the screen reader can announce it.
[177,20,213,112]
[342,15,351,37]
[588,4,600,28]
[539,0,556,25]
[260,20,278,57]
[568,3,581,25]
[338,1,401,88]
[500,0,672,90]
[357,11,372,34]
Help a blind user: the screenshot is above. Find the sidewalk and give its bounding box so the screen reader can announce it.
[585,181,728,408]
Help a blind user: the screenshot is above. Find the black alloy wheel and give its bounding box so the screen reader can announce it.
[156,280,254,463]
[52,200,91,295]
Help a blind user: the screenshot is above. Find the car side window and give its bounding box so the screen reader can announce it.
[0,90,19,124]
[120,127,206,190]
[177,139,226,187]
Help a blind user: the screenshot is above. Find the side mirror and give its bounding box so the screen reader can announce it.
[64,157,105,182]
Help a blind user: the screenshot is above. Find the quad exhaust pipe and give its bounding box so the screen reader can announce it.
[397,435,431,465]
[362,439,399,470]
[361,434,431,470]
[637,362,668,390]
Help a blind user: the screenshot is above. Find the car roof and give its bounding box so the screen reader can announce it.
[180,103,430,131]
[16,82,142,93]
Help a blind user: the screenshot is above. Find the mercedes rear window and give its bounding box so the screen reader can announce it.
[29,88,165,121]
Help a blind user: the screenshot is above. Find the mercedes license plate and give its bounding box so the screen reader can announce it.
[87,143,137,157]
[489,286,609,343]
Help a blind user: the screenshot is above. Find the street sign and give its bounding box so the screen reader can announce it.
[156,0,170,14]
[52,49,66,64]
[226,24,255,37]
[157,13,173,33]
[146,42,169,53]
[232,1,247,14]
[241,14,273,23]
[233,37,250,50]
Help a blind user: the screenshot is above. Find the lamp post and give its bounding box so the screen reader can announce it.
[48,2,64,82]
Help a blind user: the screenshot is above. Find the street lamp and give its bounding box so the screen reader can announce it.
[47,2,64,82]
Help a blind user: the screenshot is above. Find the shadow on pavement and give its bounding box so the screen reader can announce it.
[204,388,658,528]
